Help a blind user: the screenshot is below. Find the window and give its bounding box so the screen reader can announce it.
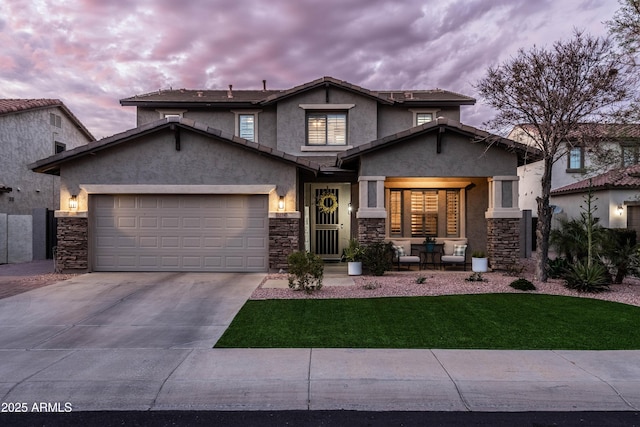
[238,114,255,141]
[49,113,61,128]
[389,189,461,238]
[156,109,186,119]
[410,109,439,126]
[622,144,640,166]
[55,142,66,154]
[567,146,584,171]
[411,191,438,237]
[416,113,433,125]
[232,110,261,142]
[307,112,347,145]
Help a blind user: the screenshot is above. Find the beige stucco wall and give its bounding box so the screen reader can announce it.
[551,189,640,229]
[58,128,298,214]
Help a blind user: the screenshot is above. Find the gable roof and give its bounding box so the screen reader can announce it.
[29,117,321,175]
[0,99,95,141]
[337,117,541,167]
[511,123,640,143]
[551,164,640,195]
[120,76,476,108]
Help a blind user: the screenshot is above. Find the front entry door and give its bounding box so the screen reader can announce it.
[309,183,351,261]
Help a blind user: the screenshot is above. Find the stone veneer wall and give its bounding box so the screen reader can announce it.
[269,216,299,271]
[357,217,386,244]
[56,217,88,272]
[486,218,520,270]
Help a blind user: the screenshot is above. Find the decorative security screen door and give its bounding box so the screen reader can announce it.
[310,184,350,260]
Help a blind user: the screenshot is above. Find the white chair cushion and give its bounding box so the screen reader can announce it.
[441,255,465,263]
[399,255,420,263]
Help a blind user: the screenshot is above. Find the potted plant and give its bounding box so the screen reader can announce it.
[471,250,489,273]
[424,236,436,252]
[344,239,365,276]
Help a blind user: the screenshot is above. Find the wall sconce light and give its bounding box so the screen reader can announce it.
[69,195,78,210]
[278,195,285,211]
[617,204,624,216]
[348,202,352,214]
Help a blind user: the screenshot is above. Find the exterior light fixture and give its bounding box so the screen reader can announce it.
[69,195,78,210]
[617,204,624,216]
[278,196,285,211]
[348,202,352,214]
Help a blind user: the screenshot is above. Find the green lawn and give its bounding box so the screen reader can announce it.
[215,294,640,349]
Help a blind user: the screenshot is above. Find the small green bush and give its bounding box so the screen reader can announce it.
[509,278,536,291]
[564,260,610,293]
[416,276,426,284]
[287,251,324,293]
[363,242,393,276]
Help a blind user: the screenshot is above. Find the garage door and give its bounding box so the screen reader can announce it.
[628,205,640,241]
[91,194,268,272]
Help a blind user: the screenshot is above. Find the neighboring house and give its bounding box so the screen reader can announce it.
[551,164,640,238]
[30,77,537,273]
[513,123,640,229]
[0,99,94,263]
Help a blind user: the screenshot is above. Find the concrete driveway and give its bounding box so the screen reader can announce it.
[0,272,263,350]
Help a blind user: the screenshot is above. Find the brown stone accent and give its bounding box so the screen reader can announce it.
[269,216,299,271]
[486,218,520,270]
[56,217,88,272]
[357,217,386,244]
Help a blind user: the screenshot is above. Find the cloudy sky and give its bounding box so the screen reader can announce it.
[0,0,621,139]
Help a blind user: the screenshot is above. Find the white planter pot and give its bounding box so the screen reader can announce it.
[472,257,488,273]
[348,261,362,276]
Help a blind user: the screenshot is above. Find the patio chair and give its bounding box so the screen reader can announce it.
[440,239,468,270]
[390,240,421,270]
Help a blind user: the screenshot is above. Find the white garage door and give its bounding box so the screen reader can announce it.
[91,194,268,272]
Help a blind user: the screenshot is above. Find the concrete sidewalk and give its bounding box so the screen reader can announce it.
[2,348,639,412]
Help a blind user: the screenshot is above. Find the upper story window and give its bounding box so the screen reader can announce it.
[232,110,261,142]
[156,109,186,119]
[50,113,62,128]
[622,144,640,167]
[307,112,347,145]
[567,146,585,171]
[410,109,439,127]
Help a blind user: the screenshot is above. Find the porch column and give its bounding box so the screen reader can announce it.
[269,212,300,271]
[485,176,521,270]
[357,176,386,244]
[55,211,89,273]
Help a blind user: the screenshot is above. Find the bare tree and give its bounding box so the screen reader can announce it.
[476,31,631,282]
[608,0,640,63]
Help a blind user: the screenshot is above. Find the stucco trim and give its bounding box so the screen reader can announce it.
[301,145,353,152]
[298,104,356,110]
[80,184,277,194]
[268,211,301,219]
[55,211,88,218]
[356,208,387,218]
[485,208,523,219]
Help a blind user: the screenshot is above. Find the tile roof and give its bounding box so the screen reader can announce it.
[0,99,63,115]
[551,164,640,195]
[514,123,640,140]
[120,76,476,107]
[0,99,95,141]
[29,117,321,175]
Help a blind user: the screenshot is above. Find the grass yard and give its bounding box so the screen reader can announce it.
[215,293,640,349]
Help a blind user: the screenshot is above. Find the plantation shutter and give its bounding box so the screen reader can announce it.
[390,190,402,235]
[411,191,438,237]
[446,190,459,236]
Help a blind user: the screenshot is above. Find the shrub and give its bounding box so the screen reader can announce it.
[471,250,486,258]
[343,239,365,262]
[546,257,570,279]
[509,278,536,291]
[465,272,487,282]
[599,228,639,284]
[564,260,610,293]
[363,280,380,290]
[416,276,426,284]
[287,251,324,293]
[363,242,393,276]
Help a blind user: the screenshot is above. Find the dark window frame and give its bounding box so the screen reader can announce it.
[305,111,348,146]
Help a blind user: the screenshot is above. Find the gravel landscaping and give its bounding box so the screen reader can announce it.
[252,259,640,307]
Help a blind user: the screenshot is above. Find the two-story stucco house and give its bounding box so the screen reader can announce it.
[512,124,640,238]
[30,77,537,273]
[0,99,94,263]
